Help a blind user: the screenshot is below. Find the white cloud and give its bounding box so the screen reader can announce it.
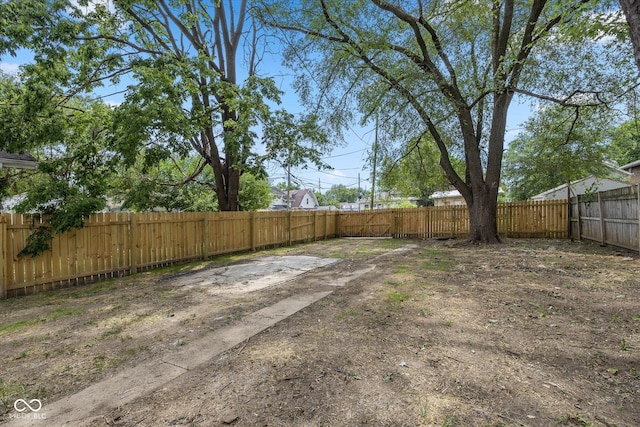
[0,63,21,75]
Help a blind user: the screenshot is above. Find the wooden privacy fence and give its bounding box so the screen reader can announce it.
[570,185,640,252]
[338,200,568,239]
[0,210,338,298]
[1,200,567,298]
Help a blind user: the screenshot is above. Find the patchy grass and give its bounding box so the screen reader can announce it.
[0,379,26,413]
[386,290,411,308]
[0,319,34,335]
[46,306,87,320]
[420,247,456,271]
[336,308,360,320]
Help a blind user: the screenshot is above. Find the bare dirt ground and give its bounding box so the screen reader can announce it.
[1,238,640,426]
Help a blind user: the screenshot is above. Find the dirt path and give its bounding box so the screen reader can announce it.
[2,238,640,426]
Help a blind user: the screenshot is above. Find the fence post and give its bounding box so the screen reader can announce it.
[505,204,511,238]
[202,213,209,259]
[424,207,430,239]
[576,195,582,241]
[451,207,456,236]
[324,211,328,240]
[250,212,257,251]
[362,210,367,236]
[313,211,317,241]
[288,210,292,246]
[598,191,606,246]
[129,214,139,274]
[566,191,572,240]
[0,217,6,299]
[568,198,573,240]
[390,209,394,237]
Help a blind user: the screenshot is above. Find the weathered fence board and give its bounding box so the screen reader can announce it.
[570,185,640,252]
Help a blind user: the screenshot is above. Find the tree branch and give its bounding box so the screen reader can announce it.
[508,86,640,107]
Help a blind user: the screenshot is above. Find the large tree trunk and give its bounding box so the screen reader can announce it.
[620,0,640,72]
[214,165,240,211]
[215,180,240,211]
[227,169,240,211]
[466,185,501,243]
[216,107,241,211]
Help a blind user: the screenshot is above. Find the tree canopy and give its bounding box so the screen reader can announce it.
[608,91,640,166]
[377,134,462,206]
[320,184,361,206]
[0,0,334,216]
[610,119,640,166]
[0,68,119,254]
[502,104,614,201]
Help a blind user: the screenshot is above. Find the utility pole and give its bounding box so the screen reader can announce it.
[370,115,378,210]
[287,163,291,210]
[358,173,361,211]
[286,145,292,211]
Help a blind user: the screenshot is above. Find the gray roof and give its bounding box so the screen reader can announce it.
[0,150,37,169]
[621,159,640,170]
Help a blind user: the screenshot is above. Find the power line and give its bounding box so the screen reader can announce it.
[320,148,367,160]
[307,169,361,179]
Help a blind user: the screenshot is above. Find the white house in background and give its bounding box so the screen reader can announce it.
[337,193,420,211]
[620,159,640,184]
[270,187,288,210]
[353,192,419,210]
[339,202,361,211]
[0,152,38,212]
[530,176,631,201]
[269,188,319,210]
[290,189,319,209]
[431,188,506,206]
[431,189,466,207]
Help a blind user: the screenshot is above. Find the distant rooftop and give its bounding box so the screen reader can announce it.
[0,150,37,169]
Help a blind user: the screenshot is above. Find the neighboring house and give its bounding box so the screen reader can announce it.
[431,188,506,206]
[337,193,420,210]
[290,189,319,209]
[531,176,631,201]
[355,192,418,210]
[316,205,338,211]
[620,159,640,184]
[0,152,38,212]
[270,187,288,210]
[339,202,361,211]
[269,188,319,210]
[431,189,466,207]
[0,151,37,170]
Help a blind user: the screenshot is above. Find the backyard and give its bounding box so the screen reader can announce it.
[1,238,639,426]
